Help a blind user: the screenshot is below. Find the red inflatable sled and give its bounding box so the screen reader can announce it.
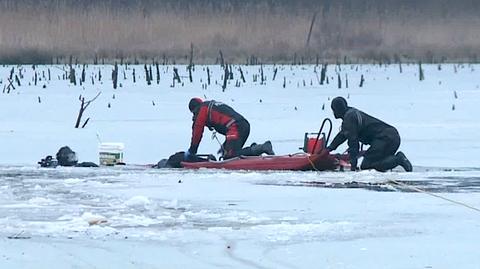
[181,119,353,171]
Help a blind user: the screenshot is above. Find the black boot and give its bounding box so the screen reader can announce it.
[248,143,266,156]
[262,141,275,155]
[238,141,275,156]
[396,151,413,172]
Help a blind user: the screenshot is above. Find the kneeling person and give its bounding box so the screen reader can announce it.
[185,98,274,160]
[326,97,412,172]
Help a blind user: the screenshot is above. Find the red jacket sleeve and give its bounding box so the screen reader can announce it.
[190,106,208,153]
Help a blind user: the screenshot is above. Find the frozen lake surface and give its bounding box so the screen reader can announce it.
[1,166,480,268]
[0,63,479,268]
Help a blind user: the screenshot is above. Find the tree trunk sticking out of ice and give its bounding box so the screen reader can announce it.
[172,67,181,87]
[81,65,86,83]
[149,66,153,84]
[419,62,425,81]
[320,64,327,85]
[207,67,211,85]
[69,66,76,85]
[359,74,365,87]
[156,62,160,84]
[260,65,265,85]
[144,65,151,85]
[229,65,233,80]
[188,43,194,83]
[75,92,101,128]
[239,67,245,83]
[222,64,228,91]
[112,62,118,89]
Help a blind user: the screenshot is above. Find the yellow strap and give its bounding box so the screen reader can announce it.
[307,155,320,171]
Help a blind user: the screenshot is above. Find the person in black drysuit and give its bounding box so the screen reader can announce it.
[326,97,412,172]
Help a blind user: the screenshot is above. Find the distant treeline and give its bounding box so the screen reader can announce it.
[1,0,479,64]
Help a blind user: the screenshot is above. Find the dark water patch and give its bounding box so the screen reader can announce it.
[257,181,396,192]
[257,176,480,193]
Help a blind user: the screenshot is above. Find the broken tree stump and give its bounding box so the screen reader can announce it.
[75,92,101,128]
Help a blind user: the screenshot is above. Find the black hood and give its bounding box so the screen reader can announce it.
[189,97,203,113]
[331,97,349,119]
